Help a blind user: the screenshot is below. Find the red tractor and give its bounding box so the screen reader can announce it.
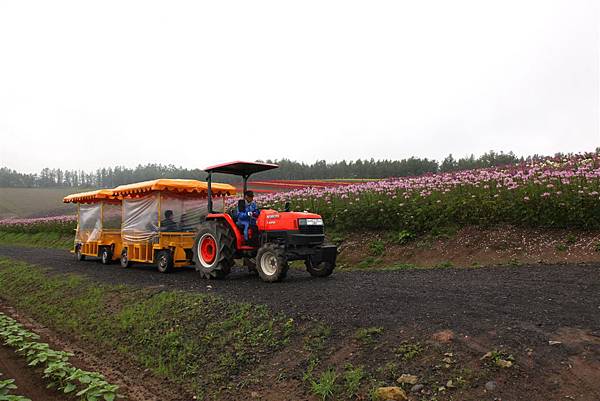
[193,161,337,282]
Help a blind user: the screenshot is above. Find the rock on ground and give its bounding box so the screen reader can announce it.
[375,386,408,401]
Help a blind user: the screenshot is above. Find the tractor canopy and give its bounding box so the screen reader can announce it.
[204,161,279,177]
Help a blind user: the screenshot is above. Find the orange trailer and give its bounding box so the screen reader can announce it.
[63,189,123,264]
[111,179,235,272]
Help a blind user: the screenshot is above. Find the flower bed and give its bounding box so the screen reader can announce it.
[261,153,600,233]
[0,216,76,235]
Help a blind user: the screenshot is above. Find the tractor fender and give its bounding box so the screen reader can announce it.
[206,213,246,249]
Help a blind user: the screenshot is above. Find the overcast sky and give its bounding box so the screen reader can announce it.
[0,0,598,173]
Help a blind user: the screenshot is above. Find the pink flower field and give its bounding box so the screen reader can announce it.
[0,215,76,234]
[3,152,600,235]
[261,152,600,233]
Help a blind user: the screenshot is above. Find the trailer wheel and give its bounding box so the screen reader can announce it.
[156,250,174,273]
[193,222,234,279]
[256,243,288,282]
[100,247,112,265]
[120,249,130,268]
[305,257,335,278]
[75,244,85,261]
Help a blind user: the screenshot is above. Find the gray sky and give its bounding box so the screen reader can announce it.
[0,0,598,173]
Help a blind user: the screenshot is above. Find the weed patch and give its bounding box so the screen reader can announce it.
[394,341,423,361]
[0,258,294,398]
[369,240,385,256]
[355,327,383,345]
[310,368,338,401]
[555,243,568,252]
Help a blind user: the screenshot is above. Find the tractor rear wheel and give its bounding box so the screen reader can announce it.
[193,222,234,279]
[156,250,174,273]
[100,247,112,265]
[305,257,335,277]
[256,243,288,282]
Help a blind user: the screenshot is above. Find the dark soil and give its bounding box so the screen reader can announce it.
[0,343,65,401]
[1,245,599,401]
[338,225,600,268]
[0,301,190,401]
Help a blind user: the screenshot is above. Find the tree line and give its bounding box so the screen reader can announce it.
[0,150,543,188]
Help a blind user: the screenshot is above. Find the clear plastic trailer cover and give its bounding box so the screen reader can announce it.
[77,204,101,242]
[102,202,121,230]
[122,194,160,243]
[181,197,209,231]
[158,194,212,232]
[121,192,228,241]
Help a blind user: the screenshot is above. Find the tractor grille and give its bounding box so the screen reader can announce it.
[298,225,325,235]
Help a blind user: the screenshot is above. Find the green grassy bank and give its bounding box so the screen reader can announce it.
[0,231,72,249]
[0,258,294,399]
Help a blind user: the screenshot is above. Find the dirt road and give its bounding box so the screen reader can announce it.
[0,246,598,338]
[1,245,600,400]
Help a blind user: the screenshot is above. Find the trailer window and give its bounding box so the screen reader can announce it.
[77,204,101,242]
[122,194,159,243]
[102,202,121,230]
[181,198,209,231]
[160,194,185,232]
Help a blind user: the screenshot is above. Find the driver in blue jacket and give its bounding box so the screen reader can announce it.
[237,190,260,241]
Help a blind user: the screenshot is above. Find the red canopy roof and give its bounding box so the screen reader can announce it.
[204,161,279,176]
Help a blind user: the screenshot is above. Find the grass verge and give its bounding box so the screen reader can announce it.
[0,258,294,399]
[0,231,72,249]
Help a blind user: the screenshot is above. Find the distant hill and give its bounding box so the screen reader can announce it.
[0,187,82,219]
[0,150,527,188]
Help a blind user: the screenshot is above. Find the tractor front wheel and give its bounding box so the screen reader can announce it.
[193,222,234,279]
[305,257,335,278]
[156,250,174,273]
[256,244,288,282]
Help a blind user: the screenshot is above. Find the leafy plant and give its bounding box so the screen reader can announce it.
[565,233,577,244]
[375,361,399,381]
[391,229,415,244]
[0,313,121,401]
[482,349,515,368]
[343,364,364,398]
[369,240,385,256]
[355,327,383,345]
[0,376,18,396]
[394,341,423,361]
[0,373,31,401]
[310,368,338,401]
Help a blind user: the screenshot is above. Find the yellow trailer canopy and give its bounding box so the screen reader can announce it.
[63,189,116,204]
[111,179,236,198]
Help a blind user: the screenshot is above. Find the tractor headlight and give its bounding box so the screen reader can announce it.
[299,218,324,226]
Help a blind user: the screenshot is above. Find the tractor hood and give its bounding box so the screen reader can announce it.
[256,210,323,231]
